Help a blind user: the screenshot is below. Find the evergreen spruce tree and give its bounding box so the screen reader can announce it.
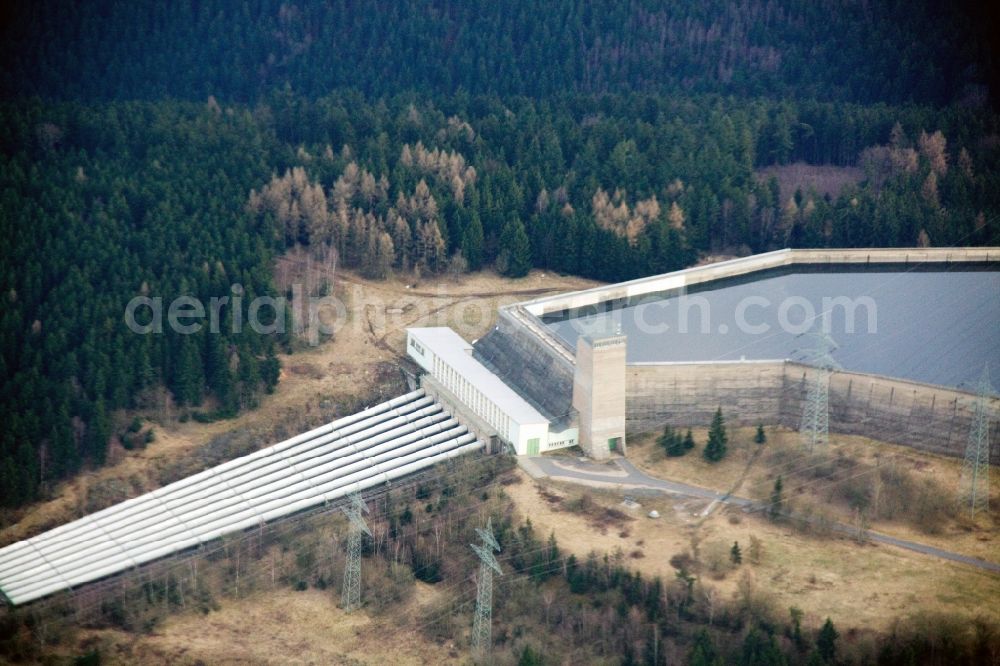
[658,424,686,457]
[461,213,485,271]
[262,346,281,394]
[205,335,233,408]
[739,628,786,666]
[133,338,157,393]
[172,335,204,406]
[646,577,665,621]
[497,217,532,277]
[518,645,544,666]
[755,424,767,444]
[13,442,37,504]
[817,618,839,663]
[238,349,261,409]
[643,630,660,666]
[0,456,17,506]
[790,607,805,650]
[805,652,825,666]
[688,629,722,666]
[554,213,580,275]
[683,428,695,451]
[703,407,728,462]
[13,442,36,503]
[769,476,785,521]
[86,400,110,466]
[621,643,638,666]
[52,404,78,476]
[547,531,559,568]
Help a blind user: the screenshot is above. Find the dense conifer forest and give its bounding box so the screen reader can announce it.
[1,0,998,514]
[1,0,997,105]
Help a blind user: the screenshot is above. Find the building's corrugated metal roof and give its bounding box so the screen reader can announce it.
[0,389,481,606]
[408,327,549,426]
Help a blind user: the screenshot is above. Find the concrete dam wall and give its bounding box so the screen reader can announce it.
[627,361,789,432]
[627,361,999,460]
[483,248,999,461]
[473,311,997,460]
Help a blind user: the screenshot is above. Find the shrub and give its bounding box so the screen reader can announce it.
[565,493,595,514]
[365,562,415,612]
[702,540,734,578]
[791,497,836,537]
[75,650,101,665]
[910,478,954,534]
[839,475,872,511]
[669,551,697,572]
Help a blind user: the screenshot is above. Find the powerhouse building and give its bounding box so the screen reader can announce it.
[406,327,552,454]
[405,327,590,455]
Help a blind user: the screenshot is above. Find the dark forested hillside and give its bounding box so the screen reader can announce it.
[1,1,999,509]
[3,93,1000,507]
[0,101,284,506]
[0,0,996,107]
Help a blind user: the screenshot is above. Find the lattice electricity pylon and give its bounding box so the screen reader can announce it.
[793,331,840,452]
[341,492,371,612]
[959,365,993,518]
[470,517,502,659]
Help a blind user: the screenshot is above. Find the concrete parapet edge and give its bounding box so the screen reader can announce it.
[520,247,1000,317]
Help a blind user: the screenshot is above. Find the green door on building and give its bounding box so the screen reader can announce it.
[527,438,540,455]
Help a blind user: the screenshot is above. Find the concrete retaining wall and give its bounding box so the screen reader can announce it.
[627,361,999,460]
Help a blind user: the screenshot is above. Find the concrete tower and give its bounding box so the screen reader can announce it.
[573,334,627,459]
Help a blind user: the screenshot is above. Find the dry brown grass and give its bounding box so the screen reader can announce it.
[560,492,635,533]
[629,426,1000,562]
[65,585,462,665]
[629,426,758,495]
[286,363,327,380]
[504,469,1000,633]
